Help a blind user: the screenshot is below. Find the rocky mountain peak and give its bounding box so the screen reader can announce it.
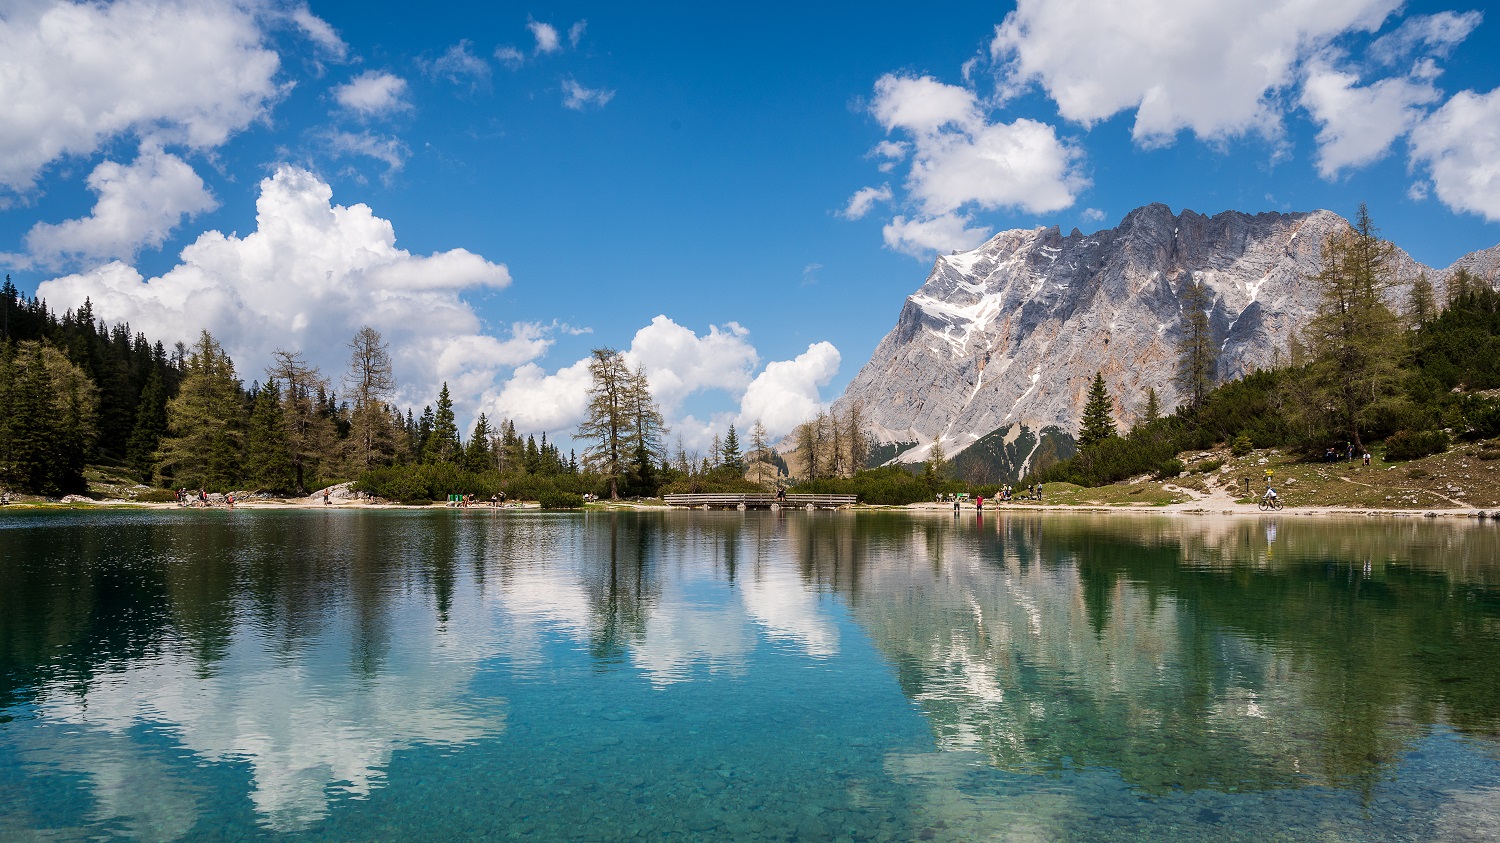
[835,203,1495,477]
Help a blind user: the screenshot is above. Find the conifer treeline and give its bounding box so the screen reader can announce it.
[1043,207,1500,487]
[0,279,581,496]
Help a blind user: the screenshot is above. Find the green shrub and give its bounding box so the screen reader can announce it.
[1231,434,1254,456]
[538,491,585,509]
[134,488,180,503]
[1477,449,1500,461]
[1197,459,1224,474]
[1155,459,1184,479]
[1384,430,1450,462]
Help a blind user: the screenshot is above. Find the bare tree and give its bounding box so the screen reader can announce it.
[577,348,631,499]
[343,327,398,474]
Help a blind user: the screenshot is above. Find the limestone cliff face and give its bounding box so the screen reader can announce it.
[837,203,1499,466]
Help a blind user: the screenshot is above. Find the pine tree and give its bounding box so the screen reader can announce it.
[1175,277,1216,412]
[155,331,244,490]
[1078,372,1117,449]
[244,380,296,492]
[577,348,631,499]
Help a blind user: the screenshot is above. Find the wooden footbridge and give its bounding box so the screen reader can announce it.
[662,493,858,510]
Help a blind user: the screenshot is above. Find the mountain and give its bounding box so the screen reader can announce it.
[836,203,1500,482]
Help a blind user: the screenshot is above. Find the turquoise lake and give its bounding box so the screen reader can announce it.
[2,509,1499,841]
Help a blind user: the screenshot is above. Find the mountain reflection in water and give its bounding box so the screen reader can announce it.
[1,509,1498,841]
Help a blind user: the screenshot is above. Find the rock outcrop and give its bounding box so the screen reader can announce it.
[836,203,1500,475]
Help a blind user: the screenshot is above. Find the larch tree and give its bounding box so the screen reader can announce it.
[624,365,667,492]
[1077,372,1118,450]
[577,348,631,499]
[343,328,398,474]
[270,349,335,493]
[843,401,870,474]
[1408,272,1437,329]
[1140,387,1162,428]
[1299,204,1403,450]
[1175,277,1216,413]
[748,420,771,488]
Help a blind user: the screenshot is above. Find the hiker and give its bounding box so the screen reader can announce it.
[1036,484,1043,502]
[323,489,331,506]
[975,495,984,512]
[226,492,235,510]
[1362,451,1371,467]
[198,488,207,507]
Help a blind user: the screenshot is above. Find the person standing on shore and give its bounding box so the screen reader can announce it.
[323,489,331,506]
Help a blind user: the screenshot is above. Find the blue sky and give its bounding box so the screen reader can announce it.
[4,0,1500,450]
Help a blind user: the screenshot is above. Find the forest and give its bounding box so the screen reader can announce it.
[4,206,1498,505]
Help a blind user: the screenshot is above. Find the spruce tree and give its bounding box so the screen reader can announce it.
[464,413,494,473]
[244,380,296,492]
[3,343,59,493]
[425,383,460,464]
[722,424,744,473]
[126,359,169,482]
[1078,372,1117,450]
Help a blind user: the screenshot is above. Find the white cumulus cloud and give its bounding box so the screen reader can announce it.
[1409,86,1500,221]
[623,317,759,411]
[866,73,1086,257]
[568,20,588,48]
[25,146,217,264]
[1300,60,1441,177]
[736,342,841,438]
[990,0,1401,144]
[882,213,993,259]
[36,165,528,422]
[333,71,410,117]
[0,0,286,192]
[486,318,840,445]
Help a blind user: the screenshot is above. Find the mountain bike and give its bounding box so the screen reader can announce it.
[1258,495,1283,511]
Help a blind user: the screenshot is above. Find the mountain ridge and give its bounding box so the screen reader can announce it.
[834,203,1500,479]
